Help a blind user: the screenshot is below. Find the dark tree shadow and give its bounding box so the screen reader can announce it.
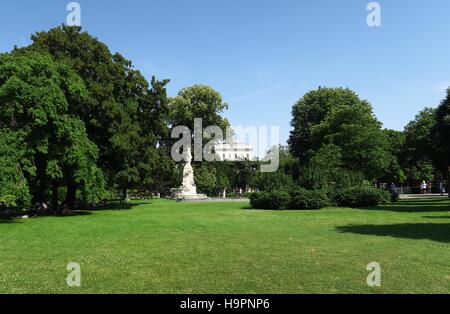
[0,201,151,221]
[336,223,450,243]
[368,199,450,213]
[0,217,22,224]
[81,201,151,211]
[58,211,93,217]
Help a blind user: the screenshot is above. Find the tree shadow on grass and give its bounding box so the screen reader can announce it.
[75,202,150,212]
[0,217,22,224]
[368,199,450,213]
[336,223,450,243]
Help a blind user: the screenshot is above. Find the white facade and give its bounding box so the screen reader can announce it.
[214,142,255,161]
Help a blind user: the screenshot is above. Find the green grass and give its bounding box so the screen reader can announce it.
[1,198,449,294]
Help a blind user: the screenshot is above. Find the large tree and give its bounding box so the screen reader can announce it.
[401,108,437,185]
[169,84,230,136]
[289,87,391,180]
[0,51,101,209]
[432,90,450,196]
[22,25,169,204]
[381,129,406,184]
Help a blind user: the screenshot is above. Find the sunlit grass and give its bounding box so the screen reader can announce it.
[1,198,449,293]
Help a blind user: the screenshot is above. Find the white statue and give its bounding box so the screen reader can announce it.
[181,146,196,192]
[171,145,207,201]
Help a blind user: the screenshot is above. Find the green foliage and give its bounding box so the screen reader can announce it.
[250,187,330,210]
[289,87,391,181]
[402,108,437,184]
[169,84,230,133]
[194,163,217,195]
[409,161,435,183]
[289,188,330,210]
[0,50,101,207]
[382,129,406,184]
[432,89,450,190]
[0,129,31,206]
[250,190,291,210]
[215,164,231,190]
[333,186,390,208]
[251,170,294,192]
[26,25,169,201]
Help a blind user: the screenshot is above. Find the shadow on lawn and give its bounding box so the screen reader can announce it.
[0,217,22,224]
[74,201,150,212]
[369,199,450,213]
[336,223,450,243]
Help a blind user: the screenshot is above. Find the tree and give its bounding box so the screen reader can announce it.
[289,87,363,162]
[169,84,229,128]
[432,90,450,196]
[289,87,390,180]
[215,161,232,195]
[381,129,406,184]
[24,25,169,204]
[0,50,102,209]
[169,84,230,139]
[194,163,217,195]
[401,108,437,185]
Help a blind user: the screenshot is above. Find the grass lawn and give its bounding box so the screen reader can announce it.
[1,198,449,294]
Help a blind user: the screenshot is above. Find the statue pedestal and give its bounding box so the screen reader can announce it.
[170,187,208,201]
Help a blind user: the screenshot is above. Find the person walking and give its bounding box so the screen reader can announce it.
[420,181,427,194]
[427,181,432,194]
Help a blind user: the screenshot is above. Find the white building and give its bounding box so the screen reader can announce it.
[214,141,255,161]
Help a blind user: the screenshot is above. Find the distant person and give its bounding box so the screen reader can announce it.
[420,181,427,194]
[427,182,432,194]
[389,182,398,202]
[389,182,396,193]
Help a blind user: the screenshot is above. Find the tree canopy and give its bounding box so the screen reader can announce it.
[289,87,391,180]
[22,25,169,205]
[432,89,450,195]
[0,50,101,208]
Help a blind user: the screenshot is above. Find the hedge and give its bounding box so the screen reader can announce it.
[333,186,390,208]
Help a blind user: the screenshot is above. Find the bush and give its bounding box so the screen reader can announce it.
[333,186,390,208]
[250,188,329,210]
[289,188,330,210]
[250,190,291,210]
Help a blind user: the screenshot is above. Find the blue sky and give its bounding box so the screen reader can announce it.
[1,0,450,146]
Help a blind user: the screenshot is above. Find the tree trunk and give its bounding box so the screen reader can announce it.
[65,179,77,211]
[52,181,59,213]
[447,168,450,198]
[32,154,47,204]
[122,188,128,201]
